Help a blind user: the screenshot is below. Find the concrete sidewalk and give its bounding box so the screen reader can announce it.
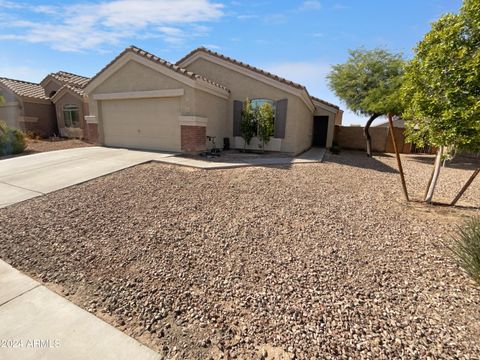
[158,147,326,169]
[0,260,160,360]
[0,147,174,208]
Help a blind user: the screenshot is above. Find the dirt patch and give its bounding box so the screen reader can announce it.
[0,151,479,359]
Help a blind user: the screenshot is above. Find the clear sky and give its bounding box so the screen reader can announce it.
[0,0,463,125]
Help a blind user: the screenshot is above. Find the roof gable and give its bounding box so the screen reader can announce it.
[41,71,89,89]
[177,47,307,91]
[51,84,86,104]
[85,46,229,99]
[177,48,340,113]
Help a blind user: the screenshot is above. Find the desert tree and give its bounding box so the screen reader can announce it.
[327,48,405,157]
[401,0,480,204]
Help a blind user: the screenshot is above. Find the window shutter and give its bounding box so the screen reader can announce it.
[233,100,243,136]
[274,99,288,138]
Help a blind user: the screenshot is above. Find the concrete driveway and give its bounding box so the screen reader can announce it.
[0,147,174,208]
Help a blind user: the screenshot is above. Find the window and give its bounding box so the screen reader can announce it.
[63,104,80,128]
[251,98,275,137]
[251,98,275,111]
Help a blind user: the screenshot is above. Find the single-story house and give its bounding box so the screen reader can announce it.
[0,71,92,140]
[84,45,342,155]
[0,77,57,137]
[40,71,91,139]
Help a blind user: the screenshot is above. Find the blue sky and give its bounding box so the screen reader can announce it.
[0,0,462,125]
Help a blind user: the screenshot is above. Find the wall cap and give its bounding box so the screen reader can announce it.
[179,116,208,127]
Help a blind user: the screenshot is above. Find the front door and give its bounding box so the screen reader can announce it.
[312,116,329,147]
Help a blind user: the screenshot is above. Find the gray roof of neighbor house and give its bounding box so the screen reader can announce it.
[45,71,90,89]
[0,77,50,100]
[177,47,340,110]
[86,45,230,93]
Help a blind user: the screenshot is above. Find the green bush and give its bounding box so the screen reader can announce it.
[449,217,480,285]
[0,121,26,156]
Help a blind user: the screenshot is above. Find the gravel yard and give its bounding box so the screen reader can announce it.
[0,150,479,359]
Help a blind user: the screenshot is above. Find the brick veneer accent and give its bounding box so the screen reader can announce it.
[181,125,206,153]
[86,123,99,144]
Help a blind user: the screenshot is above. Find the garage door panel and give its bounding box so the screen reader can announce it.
[101,98,181,151]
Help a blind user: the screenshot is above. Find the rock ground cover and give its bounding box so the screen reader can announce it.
[0,151,479,359]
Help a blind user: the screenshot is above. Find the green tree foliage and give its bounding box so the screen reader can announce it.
[256,102,275,151]
[240,98,256,150]
[0,121,26,156]
[401,0,480,153]
[327,48,405,117]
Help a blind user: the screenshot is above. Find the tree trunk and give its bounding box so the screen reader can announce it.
[364,113,380,157]
[424,146,444,204]
[388,113,409,202]
[450,167,480,206]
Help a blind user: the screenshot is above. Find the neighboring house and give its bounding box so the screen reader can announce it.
[84,45,342,155]
[0,77,56,137]
[0,71,92,140]
[40,71,90,139]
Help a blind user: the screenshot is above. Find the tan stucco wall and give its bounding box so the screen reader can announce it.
[55,92,85,138]
[88,59,227,150]
[192,89,228,147]
[22,101,57,137]
[42,80,62,98]
[0,85,22,128]
[183,57,314,154]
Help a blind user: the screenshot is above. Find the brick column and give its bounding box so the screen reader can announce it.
[181,125,206,153]
[179,116,208,153]
[84,115,99,144]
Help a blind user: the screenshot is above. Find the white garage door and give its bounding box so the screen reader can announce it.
[101,97,181,151]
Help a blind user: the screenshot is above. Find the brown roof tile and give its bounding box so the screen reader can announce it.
[310,95,340,110]
[177,47,307,90]
[86,46,229,93]
[50,83,86,103]
[0,77,49,100]
[48,71,90,89]
[177,47,340,110]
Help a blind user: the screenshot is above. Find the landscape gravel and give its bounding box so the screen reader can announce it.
[0,150,479,359]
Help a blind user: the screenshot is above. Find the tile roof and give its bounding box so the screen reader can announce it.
[310,95,340,110]
[0,77,49,100]
[177,47,307,90]
[177,47,340,110]
[50,83,86,103]
[86,46,230,93]
[47,71,90,89]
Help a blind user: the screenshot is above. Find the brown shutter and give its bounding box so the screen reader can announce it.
[233,100,243,136]
[274,99,288,138]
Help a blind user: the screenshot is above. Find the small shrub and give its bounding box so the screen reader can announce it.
[330,141,341,154]
[256,102,274,151]
[448,217,480,285]
[240,98,256,150]
[0,121,26,156]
